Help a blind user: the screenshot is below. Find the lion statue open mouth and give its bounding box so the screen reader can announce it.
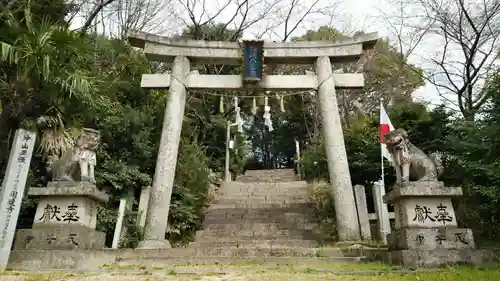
[383,128,443,184]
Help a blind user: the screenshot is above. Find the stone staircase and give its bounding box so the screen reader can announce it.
[184,169,369,263]
[235,169,299,183]
[192,179,317,249]
[113,169,380,267]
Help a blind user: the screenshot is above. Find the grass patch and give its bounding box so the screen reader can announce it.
[150,266,165,270]
[0,272,90,281]
[148,262,398,271]
[375,267,500,281]
[100,264,158,270]
[203,272,222,276]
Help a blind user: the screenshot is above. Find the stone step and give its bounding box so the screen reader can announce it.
[216,192,310,198]
[207,202,312,210]
[220,181,309,194]
[237,169,298,183]
[215,193,309,201]
[222,180,308,188]
[212,198,310,205]
[236,171,298,179]
[114,247,373,260]
[191,239,318,248]
[198,235,317,241]
[203,206,315,219]
[243,169,296,177]
[203,222,317,233]
[191,247,321,257]
[114,256,366,266]
[203,214,315,224]
[200,228,317,238]
[236,176,298,183]
[216,192,309,198]
[7,250,380,270]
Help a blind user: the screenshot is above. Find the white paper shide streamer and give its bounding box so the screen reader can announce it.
[263,96,273,132]
[251,97,257,115]
[235,97,243,133]
[276,94,285,113]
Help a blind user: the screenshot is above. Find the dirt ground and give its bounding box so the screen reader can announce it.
[2,265,500,281]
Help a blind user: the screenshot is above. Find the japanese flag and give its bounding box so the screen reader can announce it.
[380,101,395,163]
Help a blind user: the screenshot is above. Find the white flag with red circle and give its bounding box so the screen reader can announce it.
[380,102,395,163]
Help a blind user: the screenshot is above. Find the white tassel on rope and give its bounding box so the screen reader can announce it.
[251,97,257,115]
[234,97,243,133]
[276,94,285,113]
[219,96,224,113]
[263,95,273,132]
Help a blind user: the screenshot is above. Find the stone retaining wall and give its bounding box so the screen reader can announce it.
[7,248,389,270]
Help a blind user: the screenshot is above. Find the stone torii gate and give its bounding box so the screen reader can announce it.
[127,31,378,248]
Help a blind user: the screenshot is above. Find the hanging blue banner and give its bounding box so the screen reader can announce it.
[242,41,264,82]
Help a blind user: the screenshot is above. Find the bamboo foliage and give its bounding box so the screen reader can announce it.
[0,4,111,157]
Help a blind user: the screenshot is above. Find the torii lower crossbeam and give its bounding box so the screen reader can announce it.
[141,73,364,90]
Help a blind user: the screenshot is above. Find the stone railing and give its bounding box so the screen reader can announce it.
[353,184,394,244]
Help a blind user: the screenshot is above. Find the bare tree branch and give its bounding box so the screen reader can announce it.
[80,0,118,33]
[379,0,500,120]
[113,0,175,37]
[173,0,340,42]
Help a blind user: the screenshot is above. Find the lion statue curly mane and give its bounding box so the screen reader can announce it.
[46,128,100,183]
[383,128,443,184]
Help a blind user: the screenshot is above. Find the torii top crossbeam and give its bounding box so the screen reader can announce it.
[127,30,378,65]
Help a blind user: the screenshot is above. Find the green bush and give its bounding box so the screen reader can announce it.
[300,115,383,187]
[309,181,337,244]
[300,135,328,183]
[166,139,211,246]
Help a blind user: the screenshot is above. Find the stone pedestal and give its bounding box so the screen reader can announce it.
[14,182,109,250]
[383,181,491,267]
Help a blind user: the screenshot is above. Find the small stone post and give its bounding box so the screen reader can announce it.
[315,56,361,241]
[138,56,190,249]
[224,120,232,182]
[372,181,390,244]
[137,186,151,229]
[119,189,134,243]
[112,199,127,249]
[354,185,372,241]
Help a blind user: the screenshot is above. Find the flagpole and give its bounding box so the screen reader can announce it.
[380,98,385,188]
[379,97,389,245]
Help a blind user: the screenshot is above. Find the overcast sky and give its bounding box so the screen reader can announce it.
[344,0,444,107]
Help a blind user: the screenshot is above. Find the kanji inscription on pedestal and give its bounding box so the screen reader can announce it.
[395,197,458,228]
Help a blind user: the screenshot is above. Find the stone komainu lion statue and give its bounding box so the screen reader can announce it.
[46,128,100,183]
[383,128,443,184]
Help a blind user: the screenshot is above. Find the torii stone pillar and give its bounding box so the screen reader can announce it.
[128,30,378,245]
[315,56,360,241]
[138,56,190,248]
